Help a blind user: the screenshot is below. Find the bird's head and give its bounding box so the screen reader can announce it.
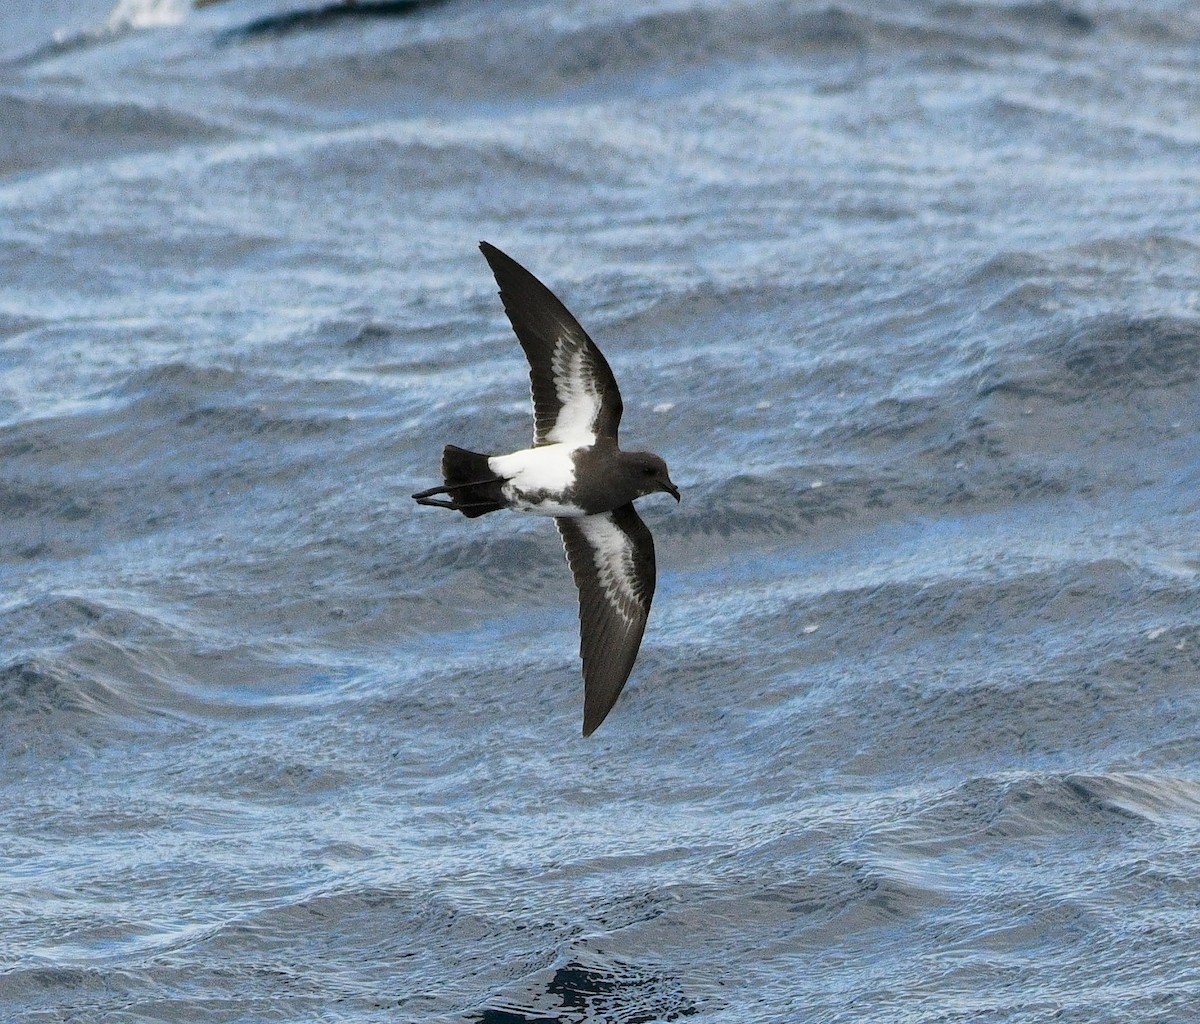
[626,452,680,503]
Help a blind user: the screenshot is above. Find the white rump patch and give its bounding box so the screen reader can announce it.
[579,515,640,624]
[547,337,602,444]
[490,443,582,516]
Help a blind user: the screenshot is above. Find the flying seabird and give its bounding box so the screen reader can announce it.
[413,242,679,736]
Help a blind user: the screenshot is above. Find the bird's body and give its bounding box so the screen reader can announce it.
[413,242,678,735]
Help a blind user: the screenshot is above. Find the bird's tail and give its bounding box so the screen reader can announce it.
[412,445,506,518]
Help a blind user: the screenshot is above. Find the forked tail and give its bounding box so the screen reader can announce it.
[412,444,506,518]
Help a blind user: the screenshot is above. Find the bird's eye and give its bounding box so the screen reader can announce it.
[644,466,656,475]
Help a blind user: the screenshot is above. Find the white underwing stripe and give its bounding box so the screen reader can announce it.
[578,514,641,625]
[547,335,602,444]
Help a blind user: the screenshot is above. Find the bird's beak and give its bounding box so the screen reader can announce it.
[663,481,681,503]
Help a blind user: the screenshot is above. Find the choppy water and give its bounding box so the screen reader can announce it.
[3,1,1200,1020]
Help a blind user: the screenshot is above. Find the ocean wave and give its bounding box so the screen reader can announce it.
[2,0,1197,1018]
[1065,772,1200,827]
[973,1,1094,35]
[897,773,1140,844]
[0,91,225,177]
[978,314,1200,401]
[476,940,697,1024]
[0,587,362,744]
[0,653,167,753]
[219,0,1106,114]
[108,0,188,30]
[213,0,452,44]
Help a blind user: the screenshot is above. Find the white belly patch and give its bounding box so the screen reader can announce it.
[489,443,586,517]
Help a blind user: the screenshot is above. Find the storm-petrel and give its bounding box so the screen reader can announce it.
[412,241,679,736]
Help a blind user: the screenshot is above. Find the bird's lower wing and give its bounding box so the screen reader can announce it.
[556,504,656,736]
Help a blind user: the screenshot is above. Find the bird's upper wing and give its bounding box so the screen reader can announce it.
[556,503,656,736]
[480,241,623,446]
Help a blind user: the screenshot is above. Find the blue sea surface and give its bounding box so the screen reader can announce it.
[2,1,1199,1021]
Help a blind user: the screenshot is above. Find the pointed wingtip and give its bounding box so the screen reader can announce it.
[582,703,613,737]
[479,240,515,274]
[582,673,619,738]
[478,240,509,277]
[582,699,606,737]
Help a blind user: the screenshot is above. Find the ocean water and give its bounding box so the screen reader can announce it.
[2,0,1199,1020]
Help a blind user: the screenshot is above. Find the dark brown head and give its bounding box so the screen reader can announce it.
[622,451,680,503]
